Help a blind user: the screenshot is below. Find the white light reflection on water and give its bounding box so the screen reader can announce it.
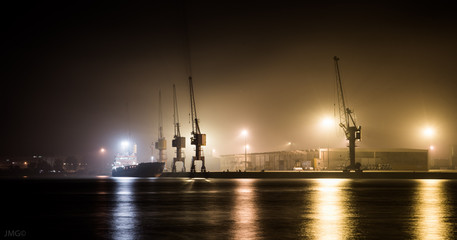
[111,177,138,240]
[414,179,452,240]
[306,179,354,240]
[232,179,260,239]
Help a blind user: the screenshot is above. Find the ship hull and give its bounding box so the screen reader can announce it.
[112,162,165,177]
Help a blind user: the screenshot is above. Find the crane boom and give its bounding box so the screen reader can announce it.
[158,90,163,138]
[334,56,362,172]
[173,84,181,137]
[189,76,201,135]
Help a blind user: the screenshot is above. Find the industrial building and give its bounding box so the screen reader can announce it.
[220,150,320,172]
[220,148,429,171]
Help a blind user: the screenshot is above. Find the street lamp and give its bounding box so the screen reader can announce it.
[422,126,436,148]
[423,127,435,138]
[100,148,106,153]
[241,130,248,172]
[422,126,436,169]
[321,116,335,170]
[321,117,334,128]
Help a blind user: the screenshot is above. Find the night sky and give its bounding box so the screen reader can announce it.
[2,1,457,162]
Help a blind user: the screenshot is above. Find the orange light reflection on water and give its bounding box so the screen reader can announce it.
[232,179,260,239]
[305,179,354,240]
[414,179,452,240]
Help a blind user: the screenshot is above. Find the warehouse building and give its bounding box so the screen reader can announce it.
[220,148,428,171]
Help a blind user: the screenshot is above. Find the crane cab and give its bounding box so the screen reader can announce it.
[191,134,206,146]
[172,137,186,148]
[356,126,362,140]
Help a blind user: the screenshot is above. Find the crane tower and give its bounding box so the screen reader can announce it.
[334,56,362,172]
[189,76,206,173]
[172,84,186,172]
[155,90,167,164]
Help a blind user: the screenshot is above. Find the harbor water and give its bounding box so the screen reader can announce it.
[3,177,457,239]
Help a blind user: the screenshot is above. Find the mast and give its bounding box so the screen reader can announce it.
[172,84,186,172]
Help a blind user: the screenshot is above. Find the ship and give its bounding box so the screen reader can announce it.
[112,162,165,177]
[111,141,165,177]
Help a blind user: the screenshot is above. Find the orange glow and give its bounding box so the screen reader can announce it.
[232,179,258,239]
[305,179,354,240]
[321,117,334,128]
[414,180,452,239]
[422,127,435,138]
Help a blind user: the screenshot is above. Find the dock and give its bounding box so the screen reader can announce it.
[160,170,457,179]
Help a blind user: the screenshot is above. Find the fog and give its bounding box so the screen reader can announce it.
[2,1,456,162]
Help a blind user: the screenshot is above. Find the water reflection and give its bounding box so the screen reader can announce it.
[232,179,260,239]
[111,178,138,240]
[306,179,355,240]
[414,179,452,240]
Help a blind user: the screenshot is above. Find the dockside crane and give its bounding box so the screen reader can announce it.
[172,84,186,172]
[182,9,206,173]
[189,76,206,173]
[155,90,167,164]
[334,56,362,172]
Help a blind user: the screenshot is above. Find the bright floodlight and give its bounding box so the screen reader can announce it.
[321,117,334,128]
[245,144,250,150]
[121,140,130,149]
[100,148,106,153]
[241,129,248,136]
[423,127,435,138]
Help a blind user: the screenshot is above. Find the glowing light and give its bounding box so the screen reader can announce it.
[100,148,106,153]
[245,144,250,150]
[287,142,292,145]
[321,117,334,128]
[121,141,130,149]
[241,129,248,136]
[422,127,435,138]
[430,145,435,150]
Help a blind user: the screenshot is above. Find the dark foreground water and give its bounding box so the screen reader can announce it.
[2,177,457,239]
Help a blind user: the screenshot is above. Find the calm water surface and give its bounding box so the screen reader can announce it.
[2,178,457,239]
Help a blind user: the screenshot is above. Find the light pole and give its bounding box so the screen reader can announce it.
[422,126,435,169]
[242,130,248,172]
[321,117,334,170]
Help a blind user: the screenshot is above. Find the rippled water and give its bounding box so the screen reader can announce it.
[3,178,457,239]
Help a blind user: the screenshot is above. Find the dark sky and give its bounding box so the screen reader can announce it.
[2,0,457,161]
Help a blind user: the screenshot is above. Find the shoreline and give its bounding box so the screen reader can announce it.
[160,170,457,179]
